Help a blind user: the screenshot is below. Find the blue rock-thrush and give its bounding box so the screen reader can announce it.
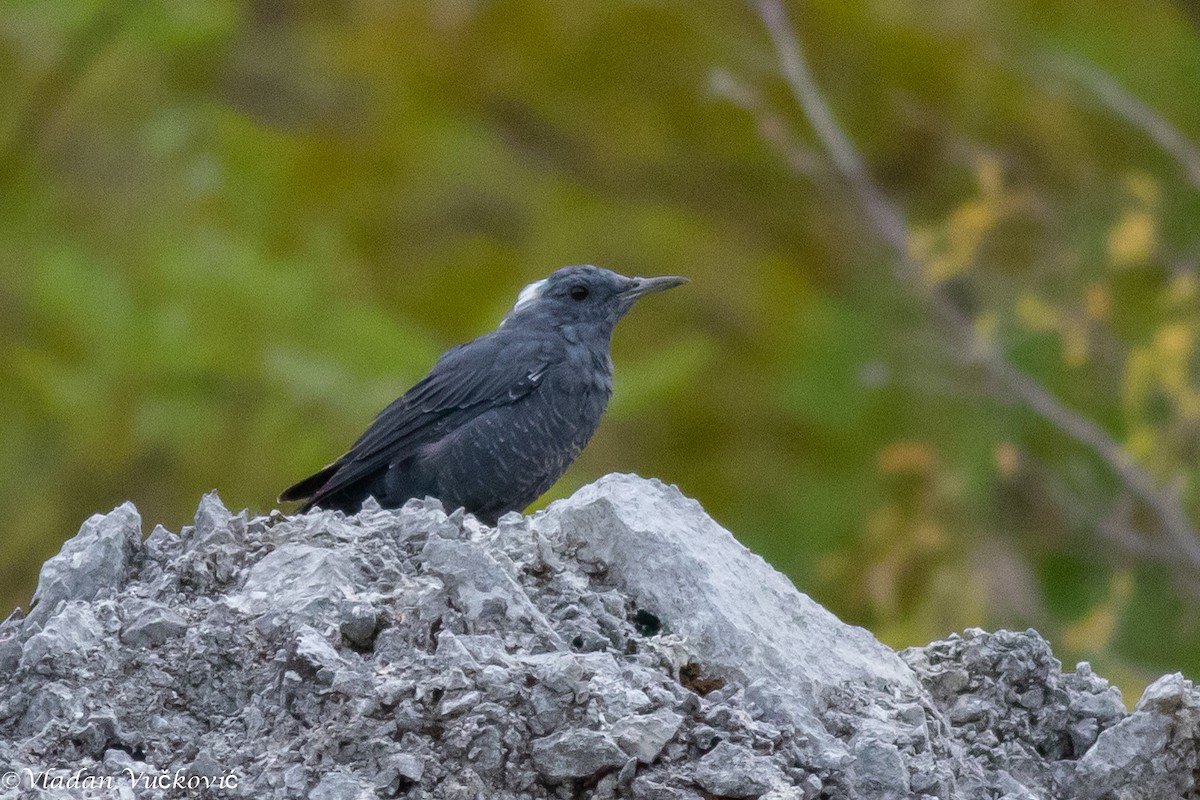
[279,265,687,523]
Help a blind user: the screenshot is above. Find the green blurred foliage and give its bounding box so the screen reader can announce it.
[3,0,1200,701]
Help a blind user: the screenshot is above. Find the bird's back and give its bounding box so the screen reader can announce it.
[286,327,613,523]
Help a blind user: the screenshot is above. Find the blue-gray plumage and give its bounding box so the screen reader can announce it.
[278,265,687,523]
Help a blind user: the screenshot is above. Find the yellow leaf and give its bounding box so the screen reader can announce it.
[923,254,963,284]
[977,154,1005,197]
[1155,323,1191,358]
[1107,210,1156,267]
[1016,292,1059,332]
[1084,284,1110,321]
[1062,572,1133,653]
[1153,324,1195,409]
[912,520,944,550]
[878,441,937,474]
[1165,274,1198,307]
[1125,172,1160,206]
[995,442,1020,478]
[1124,426,1157,460]
[1063,325,1089,368]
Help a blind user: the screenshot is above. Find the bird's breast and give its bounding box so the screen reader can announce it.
[546,348,613,407]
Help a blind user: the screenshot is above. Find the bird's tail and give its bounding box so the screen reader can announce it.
[277,462,339,504]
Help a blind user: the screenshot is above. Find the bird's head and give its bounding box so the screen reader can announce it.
[502,265,687,340]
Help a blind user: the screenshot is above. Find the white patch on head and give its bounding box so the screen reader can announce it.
[499,278,549,327]
[511,279,548,313]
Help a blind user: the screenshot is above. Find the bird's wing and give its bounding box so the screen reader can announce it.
[291,332,557,505]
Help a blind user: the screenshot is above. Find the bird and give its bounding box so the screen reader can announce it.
[278,265,687,524]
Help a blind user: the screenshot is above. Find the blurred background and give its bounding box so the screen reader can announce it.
[3,0,1200,702]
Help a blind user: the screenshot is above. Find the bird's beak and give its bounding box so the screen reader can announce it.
[621,275,689,300]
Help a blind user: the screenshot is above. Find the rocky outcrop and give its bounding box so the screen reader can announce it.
[0,474,1196,799]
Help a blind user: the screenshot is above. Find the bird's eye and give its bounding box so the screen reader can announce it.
[569,285,589,301]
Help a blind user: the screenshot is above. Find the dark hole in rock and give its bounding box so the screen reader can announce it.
[428,618,443,653]
[340,621,381,654]
[110,741,146,761]
[389,777,415,796]
[633,609,662,636]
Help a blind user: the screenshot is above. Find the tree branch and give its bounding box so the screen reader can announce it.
[753,0,910,260]
[708,68,825,179]
[750,0,1200,571]
[1056,57,1200,192]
